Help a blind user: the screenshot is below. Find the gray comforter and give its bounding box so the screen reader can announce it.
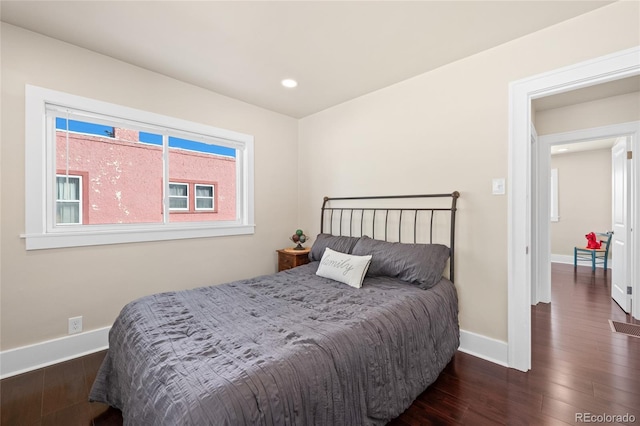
[90,262,459,425]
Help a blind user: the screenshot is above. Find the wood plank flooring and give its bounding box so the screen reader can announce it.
[0,350,122,425]
[1,263,638,425]
[390,263,640,425]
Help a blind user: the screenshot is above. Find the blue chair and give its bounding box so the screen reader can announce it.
[574,232,612,271]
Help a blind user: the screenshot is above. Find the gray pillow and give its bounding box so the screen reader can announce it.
[351,235,450,289]
[309,234,361,261]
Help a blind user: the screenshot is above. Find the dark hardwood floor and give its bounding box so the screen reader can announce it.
[2,263,638,425]
[391,263,640,425]
[0,350,121,426]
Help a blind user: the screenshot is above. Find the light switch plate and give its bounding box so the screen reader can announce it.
[492,178,506,195]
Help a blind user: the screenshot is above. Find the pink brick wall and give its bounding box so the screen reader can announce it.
[56,130,236,224]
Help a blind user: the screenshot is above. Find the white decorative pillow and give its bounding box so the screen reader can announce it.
[316,248,372,289]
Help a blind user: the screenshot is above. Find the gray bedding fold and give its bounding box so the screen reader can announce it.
[90,262,459,425]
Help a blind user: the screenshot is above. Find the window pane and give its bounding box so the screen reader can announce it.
[57,121,163,225]
[196,198,213,209]
[56,176,80,200]
[169,183,187,196]
[196,185,213,197]
[169,198,188,209]
[56,202,80,224]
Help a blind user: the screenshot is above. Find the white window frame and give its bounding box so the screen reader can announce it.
[24,85,255,250]
[194,184,215,211]
[169,182,189,211]
[56,174,82,225]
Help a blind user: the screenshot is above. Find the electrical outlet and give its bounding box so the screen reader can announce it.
[68,316,83,335]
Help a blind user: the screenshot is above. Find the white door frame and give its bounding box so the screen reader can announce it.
[531,125,541,305]
[537,122,639,307]
[508,46,640,372]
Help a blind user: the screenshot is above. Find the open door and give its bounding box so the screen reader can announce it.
[611,136,631,312]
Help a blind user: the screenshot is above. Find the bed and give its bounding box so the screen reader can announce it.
[90,192,461,425]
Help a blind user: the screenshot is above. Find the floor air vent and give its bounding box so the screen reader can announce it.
[609,320,640,338]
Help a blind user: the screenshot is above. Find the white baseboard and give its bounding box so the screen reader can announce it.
[551,254,574,265]
[551,253,611,269]
[0,327,110,379]
[0,326,509,379]
[458,329,508,367]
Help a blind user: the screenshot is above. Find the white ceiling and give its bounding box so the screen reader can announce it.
[1,1,616,118]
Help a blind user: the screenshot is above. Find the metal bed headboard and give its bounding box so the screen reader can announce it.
[320,192,460,282]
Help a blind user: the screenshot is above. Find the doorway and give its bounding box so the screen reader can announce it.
[508,46,640,372]
[535,123,638,313]
[548,138,614,268]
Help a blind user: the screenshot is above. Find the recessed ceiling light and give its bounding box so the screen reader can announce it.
[281,79,298,88]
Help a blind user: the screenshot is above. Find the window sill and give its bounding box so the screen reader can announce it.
[21,223,255,250]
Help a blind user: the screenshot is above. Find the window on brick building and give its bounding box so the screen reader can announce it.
[169,183,189,211]
[56,175,82,224]
[195,184,215,211]
[24,85,255,250]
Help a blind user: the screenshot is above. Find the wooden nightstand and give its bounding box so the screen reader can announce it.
[277,248,311,272]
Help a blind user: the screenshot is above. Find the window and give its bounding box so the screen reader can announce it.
[167,181,217,215]
[195,184,214,211]
[24,85,255,250]
[169,183,189,211]
[56,175,82,224]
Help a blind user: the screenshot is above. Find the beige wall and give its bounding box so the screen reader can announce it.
[0,24,299,350]
[298,2,639,341]
[550,149,612,257]
[1,2,639,353]
[535,91,640,136]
